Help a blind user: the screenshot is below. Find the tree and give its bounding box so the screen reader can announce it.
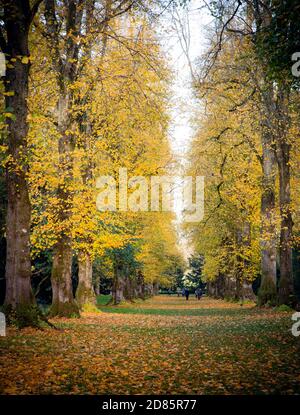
[27,5,175,310]
[0,0,43,317]
[200,0,299,306]
[39,0,138,315]
[253,0,298,305]
[183,255,204,290]
[188,33,262,301]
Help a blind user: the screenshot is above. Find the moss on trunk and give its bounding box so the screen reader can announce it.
[258,276,277,307]
[49,300,79,318]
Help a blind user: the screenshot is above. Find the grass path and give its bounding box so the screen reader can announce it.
[0,295,299,394]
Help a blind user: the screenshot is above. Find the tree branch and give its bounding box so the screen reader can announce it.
[30,0,44,23]
[0,26,7,53]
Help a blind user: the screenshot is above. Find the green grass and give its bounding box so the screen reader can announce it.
[96,294,112,306]
[98,305,259,317]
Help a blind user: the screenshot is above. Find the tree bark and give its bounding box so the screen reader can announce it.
[136,271,145,299]
[235,223,256,301]
[112,260,125,305]
[4,60,33,308]
[2,0,42,310]
[250,0,294,306]
[76,252,96,308]
[234,228,243,301]
[277,154,294,305]
[124,276,134,301]
[49,93,79,316]
[258,84,278,306]
[44,0,82,316]
[275,91,294,305]
[153,282,159,295]
[94,274,100,296]
[50,238,78,316]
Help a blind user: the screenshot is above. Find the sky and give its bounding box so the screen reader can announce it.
[163,2,212,156]
[158,1,213,259]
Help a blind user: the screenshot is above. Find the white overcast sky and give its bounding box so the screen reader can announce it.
[158,1,213,259]
[159,2,211,152]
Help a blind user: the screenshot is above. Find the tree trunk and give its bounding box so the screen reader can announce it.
[207,281,214,297]
[242,282,256,301]
[112,264,125,305]
[153,282,159,295]
[76,252,96,308]
[235,223,256,301]
[3,1,35,310]
[258,84,278,306]
[124,276,134,301]
[44,0,81,317]
[224,276,235,299]
[50,237,78,316]
[94,274,100,296]
[4,60,33,308]
[136,271,145,299]
[276,121,294,305]
[234,228,243,301]
[49,94,79,316]
[49,91,79,316]
[216,274,226,298]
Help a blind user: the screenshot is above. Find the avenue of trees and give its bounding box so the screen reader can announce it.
[0,0,299,328]
[0,0,183,325]
[188,0,300,307]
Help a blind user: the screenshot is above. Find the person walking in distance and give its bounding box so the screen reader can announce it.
[185,288,190,301]
[195,287,203,300]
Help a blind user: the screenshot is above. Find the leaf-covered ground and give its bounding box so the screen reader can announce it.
[0,295,299,394]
